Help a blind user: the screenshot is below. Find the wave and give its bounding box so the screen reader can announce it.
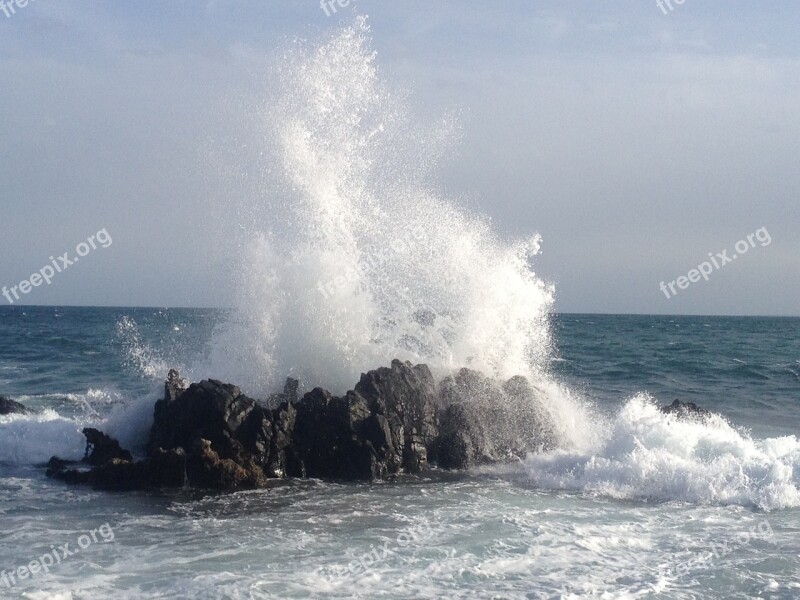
[0,384,160,466]
[0,410,86,465]
[515,395,800,510]
[3,19,795,520]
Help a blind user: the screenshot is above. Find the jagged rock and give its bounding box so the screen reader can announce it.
[502,376,558,453]
[49,448,185,491]
[149,378,269,466]
[185,439,267,490]
[46,362,560,491]
[49,440,270,491]
[266,377,300,406]
[432,368,556,469]
[435,403,480,469]
[82,427,133,465]
[45,456,71,477]
[290,388,395,480]
[165,368,188,402]
[0,396,32,415]
[266,400,300,478]
[354,360,439,473]
[660,399,710,420]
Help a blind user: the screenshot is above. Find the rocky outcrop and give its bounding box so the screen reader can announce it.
[47,360,561,491]
[0,396,32,415]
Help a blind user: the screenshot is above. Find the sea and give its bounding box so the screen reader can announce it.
[1,17,798,600]
[0,308,798,599]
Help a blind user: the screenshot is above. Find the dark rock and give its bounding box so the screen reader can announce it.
[432,368,556,469]
[283,378,299,404]
[266,400,300,478]
[0,396,32,415]
[50,442,268,492]
[290,387,395,480]
[354,360,439,473]
[45,456,71,477]
[47,362,561,491]
[149,377,268,465]
[82,428,133,465]
[502,376,558,453]
[266,377,300,407]
[434,403,478,469]
[185,439,267,490]
[165,368,188,402]
[660,399,711,420]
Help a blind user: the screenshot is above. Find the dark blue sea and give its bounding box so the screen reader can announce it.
[0,307,798,598]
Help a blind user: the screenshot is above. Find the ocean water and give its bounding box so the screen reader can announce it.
[0,308,798,599]
[1,18,798,599]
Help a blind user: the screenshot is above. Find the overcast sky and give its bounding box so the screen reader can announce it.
[1,1,798,315]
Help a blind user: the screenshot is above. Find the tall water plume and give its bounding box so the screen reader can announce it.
[203,18,556,409]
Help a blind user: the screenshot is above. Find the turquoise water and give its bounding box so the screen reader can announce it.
[0,307,798,598]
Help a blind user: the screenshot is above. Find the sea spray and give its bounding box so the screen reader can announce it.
[518,394,800,510]
[199,18,558,406]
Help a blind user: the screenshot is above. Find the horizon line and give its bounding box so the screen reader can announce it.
[0,304,797,319]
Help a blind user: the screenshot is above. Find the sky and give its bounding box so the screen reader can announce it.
[0,1,798,315]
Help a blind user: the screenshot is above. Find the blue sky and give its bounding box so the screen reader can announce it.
[1,1,798,314]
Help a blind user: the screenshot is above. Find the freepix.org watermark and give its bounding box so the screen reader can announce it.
[659,227,771,299]
[1,522,115,588]
[0,0,34,19]
[320,0,356,17]
[318,521,434,583]
[656,0,686,15]
[654,519,773,588]
[2,228,112,305]
[316,226,426,300]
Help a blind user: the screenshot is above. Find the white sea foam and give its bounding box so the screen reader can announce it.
[0,385,157,464]
[519,395,800,510]
[0,410,85,464]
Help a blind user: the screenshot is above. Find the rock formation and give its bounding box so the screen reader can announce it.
[49,361,704,492]
[0,396,32,415]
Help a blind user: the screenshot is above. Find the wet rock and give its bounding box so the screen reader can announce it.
[432,368,556,469]
[266,400,300,478]
[290,388,396,480]
[82,427,133,465]
[46,362,561,491]
[660,399,711,420]
[354,360,439,473]
[0,396,32,415]
[185,439,267,490]
[149,378,269,467]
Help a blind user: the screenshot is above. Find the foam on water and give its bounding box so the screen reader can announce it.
[0,386,159,464]
[0,410,85,465]
[518,395,800,510]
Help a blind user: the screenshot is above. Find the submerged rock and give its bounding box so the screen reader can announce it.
[0,396,32,415]
[660,399,711,420]
[48,361,558,491]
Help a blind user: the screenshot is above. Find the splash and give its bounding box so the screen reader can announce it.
[518,395,800,510]
[200,18,555,403]
[116,316,170,381]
